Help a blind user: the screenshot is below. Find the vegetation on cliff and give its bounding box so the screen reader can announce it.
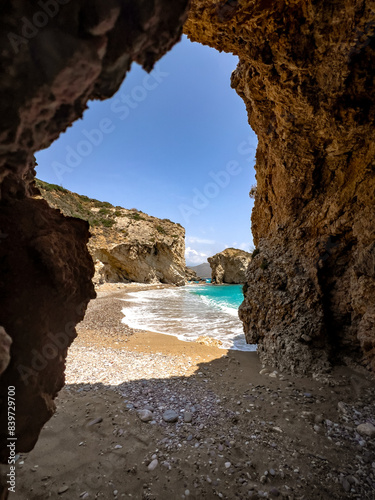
[36,180,186,286]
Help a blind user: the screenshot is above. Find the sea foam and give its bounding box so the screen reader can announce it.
[121,286,256,351]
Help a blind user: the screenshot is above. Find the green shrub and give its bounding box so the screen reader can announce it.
[114,210,122,217]
[102,219,116,228]
[93,200,113,208]
[156,225,166,234]
[99,207,110,215]
[127,213,144,221]
[36,179,66,192]
[252,248,260,258]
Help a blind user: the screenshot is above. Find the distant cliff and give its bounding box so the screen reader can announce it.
[36,180,186,286]
[208,248,252,284]
[188,262,212,279]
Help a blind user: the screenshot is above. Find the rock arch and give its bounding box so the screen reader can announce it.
[0,1,374,488]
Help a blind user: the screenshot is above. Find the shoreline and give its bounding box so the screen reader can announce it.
[108,281,252,352]
[8,283,375,500]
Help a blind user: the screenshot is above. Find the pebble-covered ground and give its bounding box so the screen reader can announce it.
[7,285,375,500]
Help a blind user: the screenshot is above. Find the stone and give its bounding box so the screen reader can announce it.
[87,417,103,427]
[58,485,69,494]
[184,411,193,423]
[225,462,231,469]
[185,0,375,375]
[342,479,350,492]
[208,248,252,284]
[337,402,347,413]
[0,0,190,468]
[356,423,375,438]
[148,459,159,471]
[137,410,154,422]
[259,369,270,375]
[163,409,179,423]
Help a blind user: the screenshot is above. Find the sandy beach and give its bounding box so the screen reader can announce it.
[8,284,375,499]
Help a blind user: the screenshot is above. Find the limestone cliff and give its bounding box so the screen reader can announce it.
[208,248,252,284]
[37,180,186,286]
[0,0,189,472]
[185,267,201,281]
[185,1,375,374]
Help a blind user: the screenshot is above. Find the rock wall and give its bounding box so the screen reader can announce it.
[91,226,186,286]
[0,0,189,475]
[208,248,252,284]
[37,181,186,286]
[185,1,375,374]
[185,266,201,281]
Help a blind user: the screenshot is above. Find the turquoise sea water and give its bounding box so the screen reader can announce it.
[121,284,255,351]
[188,284,244,311]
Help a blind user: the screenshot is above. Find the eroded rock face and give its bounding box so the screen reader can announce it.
[208,248,252,284]
[185,266,200,281]
[91,223,186,286]
[36,181,186,286]
[0,0,189,469]
[186,1,375,373]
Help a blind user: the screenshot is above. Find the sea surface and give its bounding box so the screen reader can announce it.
[121,284,256,351]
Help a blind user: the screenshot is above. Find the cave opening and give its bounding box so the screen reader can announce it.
[32,33,260,356]
[35,34,258,267]
[2,2,375,497]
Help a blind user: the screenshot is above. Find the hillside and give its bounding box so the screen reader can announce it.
[35,180,186,286]
[187,262,212,279]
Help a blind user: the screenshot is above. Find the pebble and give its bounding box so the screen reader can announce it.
[184,411,193,423]
[342,478,350,492]
[87,417,103,426]
[137,409,153,422]
[163,409,178,423]
[356,423,375,438]
[58,485,69,494]
[148,459,159,471]
[225,462,231,468]
[184,490,190,496]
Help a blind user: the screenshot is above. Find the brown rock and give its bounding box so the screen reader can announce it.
[208,248,252,284]
[185,0,375,374]
[36,182,186,286]
[0,0,190,476]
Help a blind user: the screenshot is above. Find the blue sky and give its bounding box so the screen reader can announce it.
[36,35,257,266]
